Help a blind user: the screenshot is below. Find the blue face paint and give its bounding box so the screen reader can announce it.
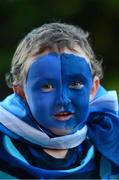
[24,53,93,135]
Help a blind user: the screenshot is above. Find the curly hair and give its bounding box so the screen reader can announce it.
[6,22,103,88]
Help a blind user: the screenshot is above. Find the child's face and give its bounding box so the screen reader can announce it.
[24,51,93,135]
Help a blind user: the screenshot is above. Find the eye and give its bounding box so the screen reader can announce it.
[69,81,84,89]
[41,84,54,92]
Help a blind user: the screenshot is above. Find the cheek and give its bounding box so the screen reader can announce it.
[36,94,55,114]
[25,89,56,115]
[71,88,90,109]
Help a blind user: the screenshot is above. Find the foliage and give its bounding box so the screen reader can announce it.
[0,0,119,98]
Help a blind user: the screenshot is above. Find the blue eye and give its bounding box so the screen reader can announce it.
[41,84,54,92]
[69,81,84,89]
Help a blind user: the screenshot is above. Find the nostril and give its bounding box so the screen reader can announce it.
[56,96,71,107]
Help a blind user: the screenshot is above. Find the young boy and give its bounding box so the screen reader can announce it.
[0,22,119,179]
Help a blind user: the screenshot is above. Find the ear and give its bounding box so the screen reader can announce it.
[13,86,26,101]
[90,76,99,101]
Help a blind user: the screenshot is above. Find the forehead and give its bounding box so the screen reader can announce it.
[26,53,92,80]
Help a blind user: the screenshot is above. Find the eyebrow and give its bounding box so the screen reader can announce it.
[64,72,89,78]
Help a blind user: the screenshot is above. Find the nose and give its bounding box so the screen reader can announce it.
[56,90,71,109]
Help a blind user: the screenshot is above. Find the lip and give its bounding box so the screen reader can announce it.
[53,112,74,121]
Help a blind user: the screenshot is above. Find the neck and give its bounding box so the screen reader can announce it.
[43,148,68,159]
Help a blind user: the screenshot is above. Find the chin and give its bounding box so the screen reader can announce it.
[51,128,73,136]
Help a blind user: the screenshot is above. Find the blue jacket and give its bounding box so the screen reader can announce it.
[0,86,119,179]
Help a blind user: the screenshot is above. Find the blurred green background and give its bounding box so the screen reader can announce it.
[0,0,119,100]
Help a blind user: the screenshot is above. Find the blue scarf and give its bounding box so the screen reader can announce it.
[88,86,119,166]
[0,85,119,167]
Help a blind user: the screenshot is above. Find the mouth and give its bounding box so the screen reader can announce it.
[53,112,74,121]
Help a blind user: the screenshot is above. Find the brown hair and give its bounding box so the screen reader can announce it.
[6,22,103,88]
